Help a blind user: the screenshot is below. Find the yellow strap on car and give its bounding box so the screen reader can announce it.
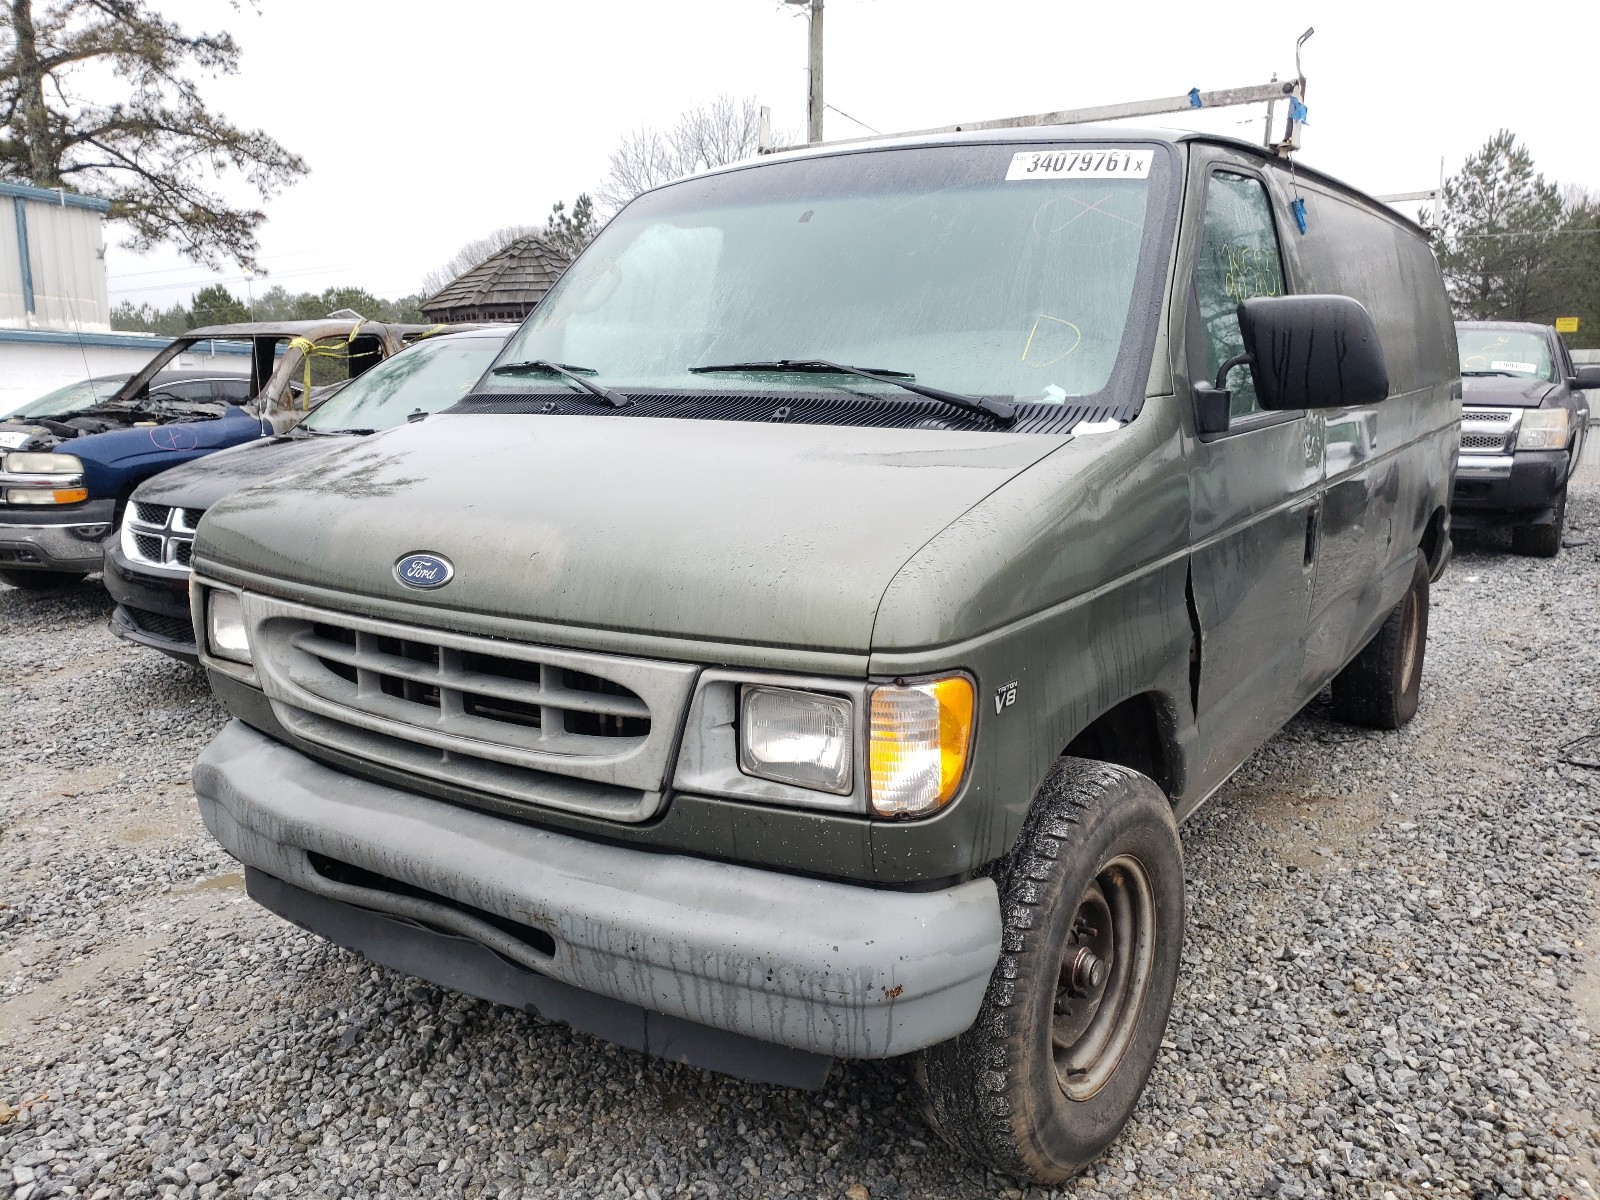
[285,320,367,409]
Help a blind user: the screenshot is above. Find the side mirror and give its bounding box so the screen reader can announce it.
[1238,294,1390,411]
[1574,364,1600,390]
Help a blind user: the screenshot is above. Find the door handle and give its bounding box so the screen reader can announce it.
[1303,506,1320,569]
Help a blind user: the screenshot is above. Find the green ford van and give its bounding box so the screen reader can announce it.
[187,128,1459,1183]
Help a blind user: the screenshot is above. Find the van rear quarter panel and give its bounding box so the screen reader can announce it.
[1268,171,1459,686]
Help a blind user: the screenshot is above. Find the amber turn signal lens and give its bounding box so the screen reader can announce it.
[868,675,975,818]
[4,487,88,505]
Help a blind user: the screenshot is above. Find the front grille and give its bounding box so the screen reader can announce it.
[246,595,698,822]
[1459,407,1517,455]
[123,502,199,570]
[124,606,195,646]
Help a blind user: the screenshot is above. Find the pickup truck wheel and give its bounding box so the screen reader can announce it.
[913,759,1184,1185]
[0,568,87,590]
[1510,485,1565,559]
[1330,555,1428,729]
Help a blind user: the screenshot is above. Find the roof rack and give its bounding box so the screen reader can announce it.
[760,28,1314,158]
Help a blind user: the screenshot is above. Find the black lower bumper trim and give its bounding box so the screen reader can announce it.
[245,867,835,1090]
[1451,449,1568,527]
[110,604,198,663]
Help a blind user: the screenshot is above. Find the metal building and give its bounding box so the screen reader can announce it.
[0,181,174,412]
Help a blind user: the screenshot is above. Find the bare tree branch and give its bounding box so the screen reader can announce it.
[597,95,775,212]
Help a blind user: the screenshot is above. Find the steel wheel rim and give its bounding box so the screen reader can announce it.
[1052,854,1156,1101]
[1398,586,1421,688]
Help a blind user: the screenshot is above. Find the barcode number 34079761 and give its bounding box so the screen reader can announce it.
[1005,149,1153,181]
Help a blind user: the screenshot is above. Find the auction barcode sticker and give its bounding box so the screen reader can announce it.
[1489,360,1538,373]
[1006,148,1152,180]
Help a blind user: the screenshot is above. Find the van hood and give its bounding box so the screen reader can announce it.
[197,414,1064,653]
[1461,376,1556,408]
[133,434,351,511]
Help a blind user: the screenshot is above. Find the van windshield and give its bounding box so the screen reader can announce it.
[1457,328,1554,380]
[485,143,1172,409]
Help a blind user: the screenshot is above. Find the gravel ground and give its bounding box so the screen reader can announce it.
[2,467,1598,1200]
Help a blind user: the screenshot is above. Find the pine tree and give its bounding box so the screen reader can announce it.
[544,194,598,259]
[0,0,307,269]
[190,284,248,326]
[1435,131,1564,321]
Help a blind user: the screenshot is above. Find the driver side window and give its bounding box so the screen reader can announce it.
[1196,171,1286,420]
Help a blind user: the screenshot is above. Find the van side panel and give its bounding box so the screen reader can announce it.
[1268,172,1458,692]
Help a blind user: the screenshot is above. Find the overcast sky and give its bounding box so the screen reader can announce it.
[104,0,1600,310]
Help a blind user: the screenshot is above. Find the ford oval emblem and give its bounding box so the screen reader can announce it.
[394,552,454,590]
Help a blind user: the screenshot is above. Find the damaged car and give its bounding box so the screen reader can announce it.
[0,318,433,589]
[106,326,512,660]
[187,130,1459,1183]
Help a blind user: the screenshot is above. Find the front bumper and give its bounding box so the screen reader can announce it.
[104,543,198,662]
[1450,449,1568,527]
[193,720,1002,1080]
[0,500,116,572]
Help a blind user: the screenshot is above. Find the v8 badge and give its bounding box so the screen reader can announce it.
[994,680,1018,715]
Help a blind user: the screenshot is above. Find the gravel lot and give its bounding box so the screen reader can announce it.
[3,466,1598,1200]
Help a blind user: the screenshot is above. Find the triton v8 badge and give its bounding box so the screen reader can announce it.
[394,553,454,589]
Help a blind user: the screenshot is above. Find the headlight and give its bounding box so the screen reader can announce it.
[5,487,88,505]
[119,509,139,556]
[869,675,975,818]
[738,685,853,794]
[4,452,83,474]
[205,590,251,663]
[1517,409,1568,450]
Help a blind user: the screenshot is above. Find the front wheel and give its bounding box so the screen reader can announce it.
[914,759,1184,1185]
[0,568,88,591]
[1510,484,1565,559]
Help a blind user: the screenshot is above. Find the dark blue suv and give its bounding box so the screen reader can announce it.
[0,318,429,589]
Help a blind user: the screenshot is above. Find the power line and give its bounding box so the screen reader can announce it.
[1450,228,1600,239]
[824,103,878,135]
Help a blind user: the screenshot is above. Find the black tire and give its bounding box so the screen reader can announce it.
[1510,485,1565,559]
[914,758,1185,1185]
[0,568,87,591]
[1330,554,1428,730]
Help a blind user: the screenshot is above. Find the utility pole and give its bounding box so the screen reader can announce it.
[785,0,824,144]
[807,0,824,144]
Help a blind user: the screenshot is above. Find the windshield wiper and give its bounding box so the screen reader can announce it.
[1461,369,1520,377]
[689,359,1016,425]
[489,359,631,407]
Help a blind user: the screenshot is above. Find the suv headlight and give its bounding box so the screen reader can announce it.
[205,590,252,663]
[1517,409,1568,450]
[4,452,82,474]
[869,676,975,818]
[739,686,853,794]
